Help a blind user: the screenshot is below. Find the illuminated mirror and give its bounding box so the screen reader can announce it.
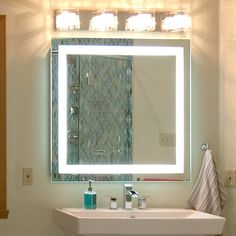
[51,38,190,181]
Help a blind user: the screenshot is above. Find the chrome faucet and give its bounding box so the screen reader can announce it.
[123,184,139,209]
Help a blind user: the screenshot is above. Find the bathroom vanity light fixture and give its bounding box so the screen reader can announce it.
[161,12,192,32]
[89,11,118,31]
[54,9,191,33]
[125,12,156,32]
[55,10,80,31]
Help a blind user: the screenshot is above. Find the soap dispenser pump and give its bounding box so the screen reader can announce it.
[84,180,97,209]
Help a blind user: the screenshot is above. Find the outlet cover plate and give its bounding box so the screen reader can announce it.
[225,170,236,187]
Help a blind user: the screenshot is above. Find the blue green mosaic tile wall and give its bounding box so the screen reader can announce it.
[51,38,132,181]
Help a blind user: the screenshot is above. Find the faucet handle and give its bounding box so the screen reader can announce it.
[104,195,118,209]
[138,195,150,209]
[110,197,118,209]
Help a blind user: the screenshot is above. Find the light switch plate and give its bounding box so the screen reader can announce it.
[23,168,33,186]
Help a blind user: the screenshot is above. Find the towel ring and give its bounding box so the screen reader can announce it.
[201,143,209,151]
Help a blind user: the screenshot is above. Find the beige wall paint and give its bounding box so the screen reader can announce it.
[220,1,236,235]
[50,0,191,12]
[0,0,232,236]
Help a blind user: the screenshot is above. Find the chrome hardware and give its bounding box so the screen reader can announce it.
[104,195,118,209]
[70,106,78,115]
[110,197,117,209]
[93,149,106,154]
[123,184,138,209]
[68,131,79,144]
[201,143,209,151]
[70,82,79,94]
[138,195,149,209]
[86,72,90,84]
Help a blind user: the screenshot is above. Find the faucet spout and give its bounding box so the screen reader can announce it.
[127,190,139,197]
[123,184,138,209]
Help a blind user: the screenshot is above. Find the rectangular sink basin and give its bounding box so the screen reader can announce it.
[53,208,226,235]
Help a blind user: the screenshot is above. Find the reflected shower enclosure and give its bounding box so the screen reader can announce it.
[67,54,132,165]
[51,38,133,181]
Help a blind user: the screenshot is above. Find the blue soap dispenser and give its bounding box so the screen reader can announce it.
[84,180,97,209]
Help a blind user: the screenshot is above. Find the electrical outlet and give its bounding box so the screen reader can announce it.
[225,170,236,187]
[159,133,176,147]
[23,168,33,186]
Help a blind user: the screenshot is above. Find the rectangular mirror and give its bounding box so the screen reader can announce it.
[50,38,190,181]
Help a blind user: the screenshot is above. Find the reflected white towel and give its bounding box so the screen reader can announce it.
[187,150,227,216]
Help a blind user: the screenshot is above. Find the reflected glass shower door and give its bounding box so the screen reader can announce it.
[78,55,132,165]
[51,38,133,181]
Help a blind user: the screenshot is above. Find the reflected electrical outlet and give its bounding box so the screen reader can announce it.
[159,133,176,147]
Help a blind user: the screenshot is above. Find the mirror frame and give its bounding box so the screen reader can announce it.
[0,15,9,219]
[55,39,190,178]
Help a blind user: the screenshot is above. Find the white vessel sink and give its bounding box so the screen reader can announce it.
[53,208,226,235]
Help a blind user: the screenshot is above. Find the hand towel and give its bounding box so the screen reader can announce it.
[187,150,227,216]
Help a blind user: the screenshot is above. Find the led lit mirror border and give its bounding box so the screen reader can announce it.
[51,38,190,182]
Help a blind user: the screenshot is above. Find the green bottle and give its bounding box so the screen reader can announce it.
[83,180,97,209]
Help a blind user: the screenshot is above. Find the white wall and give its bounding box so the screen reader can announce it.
[220,1,236,235]
[0,0,230,236]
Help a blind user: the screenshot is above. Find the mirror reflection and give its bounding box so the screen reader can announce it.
[51,38,190,181]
